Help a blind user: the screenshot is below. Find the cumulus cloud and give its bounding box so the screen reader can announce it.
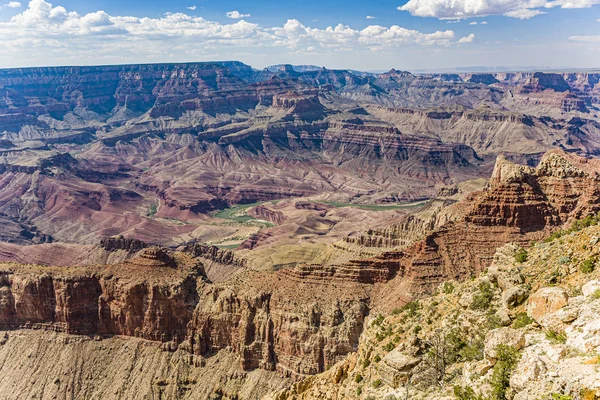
[469,21,477,24]
[226,10,250,19]
[4,1,21,7]
[481,20,488,23]
[187,5,196,10]
[504,8,546,17]
[0,0,474,67]
[458,33,475,42]
[366,15,375,19]
[398,0,597,19]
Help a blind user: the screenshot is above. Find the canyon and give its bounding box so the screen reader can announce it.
[0,62,599,399]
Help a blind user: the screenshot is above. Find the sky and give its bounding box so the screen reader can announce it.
[0,0,597,71]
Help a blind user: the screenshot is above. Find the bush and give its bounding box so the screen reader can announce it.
[550,394,573,400]
[402,301,420,318]
[454,385,485,400]
[356,387,362,396]
[383,342,395,352]
[443,282,455,294]
[545,330,567,344]
[558,256,571,265]
[355,374,363,383]
[362,358,370,368]
[581,257,596,274]
[373,354,381,363]
[372,379,382,389]
[471,281,495,310]
[593,289,600,300]
[514,248,528,263]
[372,314,385,326]
[512,312,534,329]
[489,345,520,400]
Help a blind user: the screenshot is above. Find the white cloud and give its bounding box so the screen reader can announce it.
[5,1,21,7]
[226,10,250,19]
[458,33,475,42]
[398,0,595,19]
[187,5,196,11]
[0,0,471,68]
[469,21,478,24]
[504,8,546,18]
[366,15,375,19]
[481,20,488,23]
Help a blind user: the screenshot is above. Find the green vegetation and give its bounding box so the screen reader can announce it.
[443,282,456,294]
[372,379,383,389]
[489,345,520,400]
[580,257,597,274]
[454,385,486,400]
[545,330,567,344]
[550,394,573,400]
[544,213,600,243]
[512,312,534,329]
[373,354,381,363]
[146,201,158,217]
[355,374,363,383]
[471,281,495,311]
[319,199,429,211]
[372,314,385,326]
[514,248,528,263]
[213,202,275,226]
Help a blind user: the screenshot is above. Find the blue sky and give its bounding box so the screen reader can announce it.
[0,0,597,70]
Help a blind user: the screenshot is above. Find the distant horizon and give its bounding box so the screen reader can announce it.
[0,60,597,75]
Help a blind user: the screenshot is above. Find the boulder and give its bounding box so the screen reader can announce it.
[582,280,600,297]
[503,286,529,308]
[509,354,547,390]
[378,347,421,388]
[484,328,526,361]
[495,308,512,326]
[527,287,569,324]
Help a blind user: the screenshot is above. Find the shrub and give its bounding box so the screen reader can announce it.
[471,281,495,310]
[372,314,384,326]
[581,257,596,274]
[443,282,455,294]
[551,394,573,400]
[454,385,485,400]
[489,345,520,400]
[373,354,381,363]
[372,379,382,389]
[546,330,567,344]
[362,358,370,369]
[512,312,534,329]
[355,374,363,383]
[383,342,395,352]
[356,387,362,396]
[402,301,420,318]
[593,289,600,300]
[514,248,528,263]
[558,256,571,265]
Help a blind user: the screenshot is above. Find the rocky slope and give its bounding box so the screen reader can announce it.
[267,217,600,400]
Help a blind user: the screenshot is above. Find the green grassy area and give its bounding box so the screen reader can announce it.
[321,199,429,211]
[212,201,275,228]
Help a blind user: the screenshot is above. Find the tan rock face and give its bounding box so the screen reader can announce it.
[527,287,569,324]
[378,348,422,388]
[484,328,526,361]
